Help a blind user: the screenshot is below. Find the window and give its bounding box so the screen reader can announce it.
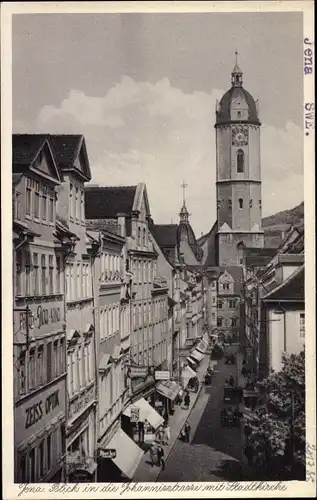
[18,350,26,396]
[75,187,79,220]
[217,317,223,327]
[33,253,39,295]
[217,199,220,210]
[47,342,52,383]
[238,198,243,209]
[229,300,237,309]
[26,179,32,215]
[300,313,305,338]
[28,348,36,390]
[53,340,59,378]
[37,345,44,385]
[42,186,47,221]
[211,313,216,320]
[16,250,22,295]
[143,228,146,247]
[77,262,81,299]
[228,198,232,209]
[49,255,54,294]
[249,199,253,208]
[15,192,21,220]
[217,300,223,309]
[41,255,46,295]
[47,434,51,470]
[19,453,27,483]
[61,423,66,455]
[60,338,65,373]
[49,196,54,223]
[70,183,74,219]
[56,256,61,293]
[81,190,85,221]
[38,440,45,478]
[259,199,262,208]
[237,150,244,173]
[232,317,237,327]
[34,181,40,218]
[222,283,230,291]
[29,447,36,482]
[138,227,141,246]
[25,252,31,296]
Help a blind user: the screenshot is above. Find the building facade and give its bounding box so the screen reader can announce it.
[51,135,99,482]
[13,135,67,483]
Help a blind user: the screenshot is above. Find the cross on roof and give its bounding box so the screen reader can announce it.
[181,180,188,205]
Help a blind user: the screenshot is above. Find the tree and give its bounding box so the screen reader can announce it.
[245,350,305,476]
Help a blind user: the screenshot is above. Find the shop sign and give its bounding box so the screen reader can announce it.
[15,379,65,446]
[155,370,170,381]
[15,302,64,338]
[130,406,140,423]
[99,448,117,459]
[68,384,95,421]
[127,366,151,379]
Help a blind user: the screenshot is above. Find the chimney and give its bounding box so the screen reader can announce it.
[117,213,126,238]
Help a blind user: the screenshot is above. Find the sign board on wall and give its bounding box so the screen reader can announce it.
[155,370,170,381]
[130,406,140,423]
[14,301,64,340]
[14,379,66,446]
[99,448,117,459]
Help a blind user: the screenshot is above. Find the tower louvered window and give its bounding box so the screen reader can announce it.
[237,149,244,173]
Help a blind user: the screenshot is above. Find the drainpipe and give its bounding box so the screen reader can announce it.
[91,239,101,477]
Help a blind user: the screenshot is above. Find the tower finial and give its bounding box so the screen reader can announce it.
[232,51,243,87]
[235,49,238,65]
[181,180,188,206]
[179,180,190,222]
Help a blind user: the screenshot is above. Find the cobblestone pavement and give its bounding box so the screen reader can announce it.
[157,345,245,482]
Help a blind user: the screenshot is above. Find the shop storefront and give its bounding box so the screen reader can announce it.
[66,400,97,482]
[98,427,144,481]
[155,380,182,417]
[14,379,66,483]
[122,398,164,446]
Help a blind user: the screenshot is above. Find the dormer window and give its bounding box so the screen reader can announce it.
[238,198,243,209]
[237,149,244,173]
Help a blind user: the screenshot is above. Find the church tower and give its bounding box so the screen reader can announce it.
[215,53,264,266]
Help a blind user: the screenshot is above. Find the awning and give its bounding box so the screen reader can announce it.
[111,345,122,360]
[123,398,164,430]
[121,339,130,352]
[191,349,205,363]
[187,356,198,366]
[195,339,209,354]
[99,353,111,371]
[105,428,144,479]
[67,329,80,342]
[156,380,182,401]
[181,365,197,389]
[83,323,94,335]
[85,459,98,475]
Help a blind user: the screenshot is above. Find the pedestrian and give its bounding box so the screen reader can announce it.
[157,445,165,470]
[155,425,163,444]
[184,421,191,443]
[184,392,190,409]
[138,421,145,445]
[163,422,170,445]
[149,444,157,467]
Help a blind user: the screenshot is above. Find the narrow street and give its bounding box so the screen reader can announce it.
[157,345,245,482]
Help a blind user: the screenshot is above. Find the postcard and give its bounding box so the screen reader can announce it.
[1,1,315,498]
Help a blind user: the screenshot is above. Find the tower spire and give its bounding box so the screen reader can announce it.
[179,180,190,222]
[231,50,243,87]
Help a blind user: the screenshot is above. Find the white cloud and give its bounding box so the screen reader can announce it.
[34,77,303,236]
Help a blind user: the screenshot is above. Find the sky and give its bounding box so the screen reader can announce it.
[12,12,304,236]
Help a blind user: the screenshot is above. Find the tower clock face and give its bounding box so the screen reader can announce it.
[232,125,248,146]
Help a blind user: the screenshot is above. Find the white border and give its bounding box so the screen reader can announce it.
[1,2,315,499]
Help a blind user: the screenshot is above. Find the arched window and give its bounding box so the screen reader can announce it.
[237,149,244,173]
[238,198,243,209]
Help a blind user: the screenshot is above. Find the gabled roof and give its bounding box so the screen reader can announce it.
[262,265,304,302]
[84,185,137,219]
[205,265,243,294]
[153,224,178,248]
[50,134,91,182]
[12,134,61,184]
[13,134,49,165]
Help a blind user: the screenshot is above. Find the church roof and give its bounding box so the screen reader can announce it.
[216,86,260,125]
[84,186,137,219]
